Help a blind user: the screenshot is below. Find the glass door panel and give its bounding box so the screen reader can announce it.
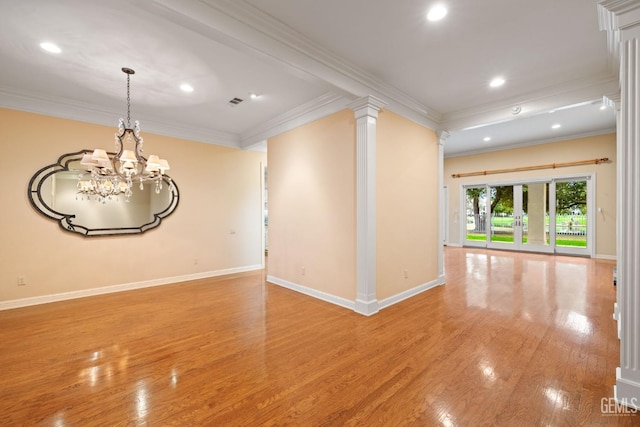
[522,183,552,252]
[489,185,515,245]
[465,186,487,245]
[554,179,589,255]
[463,177,592,256]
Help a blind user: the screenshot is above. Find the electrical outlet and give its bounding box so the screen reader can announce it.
[301,266,306,276]
[17,276,26,286]
[404,269,409,279]
[194,258,198,265]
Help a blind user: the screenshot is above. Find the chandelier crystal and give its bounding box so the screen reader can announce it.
[77,67,171,203]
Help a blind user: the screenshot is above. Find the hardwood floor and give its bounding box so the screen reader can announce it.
[0,247,633,426]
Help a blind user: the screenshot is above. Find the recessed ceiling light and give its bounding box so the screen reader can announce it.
[483,137,491,142]
[427,4,448,22]
[249,92,259,100]
[552,123,561,129]
[40,42,61,54]
[180,83,194,93]
[489,77,505,88]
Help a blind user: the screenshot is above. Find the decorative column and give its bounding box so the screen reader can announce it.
[437,131,449,280]
[604,93,622,340]
[600,0,640,409]
[349,96,386,316]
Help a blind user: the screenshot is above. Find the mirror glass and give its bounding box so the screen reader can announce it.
[28,150,179,236]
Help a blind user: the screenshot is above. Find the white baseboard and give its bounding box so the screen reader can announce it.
[378,275,445,310]
[0,264,264,311]
[615,367,640,410]
[354,298,380,316]
[266,275,356,311]
[596,254,617,261]
[445,243,463,248]
[266,275,446,315]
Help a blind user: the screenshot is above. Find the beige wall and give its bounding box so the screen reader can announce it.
[444,134,616,258]
[376,111,439,300]
[267,109,357,300]
[0,108,266,303]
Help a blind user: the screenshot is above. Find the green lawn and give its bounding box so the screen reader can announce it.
[466,233,587,247]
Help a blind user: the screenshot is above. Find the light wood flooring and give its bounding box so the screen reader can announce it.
[0,247,633,426]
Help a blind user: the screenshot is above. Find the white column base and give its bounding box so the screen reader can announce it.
[354,299,379,316]
[615,367,640,410]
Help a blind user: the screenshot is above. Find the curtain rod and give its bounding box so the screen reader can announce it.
[451,157,609,179]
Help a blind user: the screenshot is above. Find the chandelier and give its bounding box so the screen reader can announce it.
[77,67,171,203]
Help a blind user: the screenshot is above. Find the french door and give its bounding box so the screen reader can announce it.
[463,176,593,256]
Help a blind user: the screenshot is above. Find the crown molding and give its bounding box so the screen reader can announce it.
[151,0,440,127]
[441,74,619,131]
[241,91,439,150]
[0,86,241,148]
[599,0,640,16]
[142,117,241,148]
[0,86,121,128]
[599,2,622,74]
[240,92,351,148]
[599,0,640,40]
[444,127,616,159]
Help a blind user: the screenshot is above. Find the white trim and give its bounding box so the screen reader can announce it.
[350,96,386,317]
[445,127,616,159]
[445,243,463,248]
[600,2,640,405]
[266,275,356,311]
[443,185,449,245]
[596,254,617,260]
[614,368,640,410]
[459,173,596,188]
[437,133,447,278]
[441,75,619,133]
[265,275,446,315]
[378,275,445,310]
[0,87,241,148]
[0,264,264,311]
[261,161,267,265]
[354,299,380,317]
[240,93,351,148]
[151,0,440,127]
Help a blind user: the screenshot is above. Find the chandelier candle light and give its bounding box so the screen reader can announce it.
[77,67,171,203]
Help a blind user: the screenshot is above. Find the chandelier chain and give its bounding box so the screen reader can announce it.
[126,72,131,128]
[76,67,172,203]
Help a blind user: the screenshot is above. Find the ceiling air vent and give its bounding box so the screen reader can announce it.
[228,97,244,107]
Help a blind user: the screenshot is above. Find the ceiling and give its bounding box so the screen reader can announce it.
[0,0,618,156]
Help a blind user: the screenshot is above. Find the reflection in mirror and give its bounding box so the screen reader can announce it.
[28,150,179,236]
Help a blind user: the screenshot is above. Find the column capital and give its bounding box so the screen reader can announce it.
[604,94,621,110]
[349,96,387,119]
[437,130,450,146]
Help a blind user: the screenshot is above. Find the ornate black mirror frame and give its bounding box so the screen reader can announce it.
[28,150,179,237]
